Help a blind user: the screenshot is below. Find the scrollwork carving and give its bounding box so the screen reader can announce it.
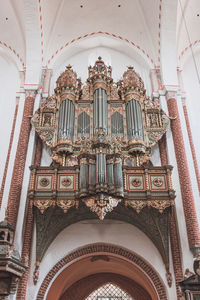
[83,194,121,220]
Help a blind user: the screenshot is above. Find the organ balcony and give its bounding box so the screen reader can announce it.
[28,164,175,218]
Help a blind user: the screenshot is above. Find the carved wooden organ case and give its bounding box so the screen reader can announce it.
[30,58,175,276]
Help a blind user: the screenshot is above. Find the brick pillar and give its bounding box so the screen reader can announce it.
[7,90,36,229]
[0,99,19,208]
[182,99,200,194]
[16,135,43,300]
[159,134,183,299]
[167,92,200,254]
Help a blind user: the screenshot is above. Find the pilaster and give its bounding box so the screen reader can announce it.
[16,135,43,300]
[159,134,184,299]
[7,90,37,229]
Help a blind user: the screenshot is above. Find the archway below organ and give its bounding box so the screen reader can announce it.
[59,274,151,300]
[45,250,162,300]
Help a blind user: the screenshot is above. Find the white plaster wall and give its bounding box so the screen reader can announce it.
[50,46,152,97]
[40,145,52,167]
[151,143,161,166]
[27,220,176,300]
[0,54,20,188]
[181,52,200,171]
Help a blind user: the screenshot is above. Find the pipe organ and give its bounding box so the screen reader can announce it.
[31,57,173,217]
[30,58,175,274]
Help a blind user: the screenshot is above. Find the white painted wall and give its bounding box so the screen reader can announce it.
[50,46,152,97]
[0,53,20,189]
[181,51,200,171]
[27,220,176,300]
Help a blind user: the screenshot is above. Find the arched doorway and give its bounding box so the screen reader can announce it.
[37,244,167,300]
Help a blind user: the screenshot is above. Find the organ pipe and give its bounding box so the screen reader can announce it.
[58,99,75,141]
[126,99,143,140]
[93,88,108,133]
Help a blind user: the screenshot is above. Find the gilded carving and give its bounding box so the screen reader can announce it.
[39,178,50,187]
[83,194,121,220]
[61,178,72,187]
[153,177,163,187]
[57,199,75,213]
[126,200,147,213]
[131,178,142,187]
[34,199,52,214]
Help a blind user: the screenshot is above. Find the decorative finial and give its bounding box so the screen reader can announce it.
[98,56,102,61]
[66,64,72,70]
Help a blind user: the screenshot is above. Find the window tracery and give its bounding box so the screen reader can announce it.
[86,283,134,300]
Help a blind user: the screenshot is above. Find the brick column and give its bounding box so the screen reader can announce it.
[159,134,183,299]
[16,135,43,300]
[167,92,200,254]
[182,98,200,194]
[7,90,36,229]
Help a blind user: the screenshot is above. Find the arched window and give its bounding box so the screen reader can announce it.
[85,283,134,300]
[78,111,90,137]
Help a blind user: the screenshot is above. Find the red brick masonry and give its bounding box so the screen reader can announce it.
[0,102,19,208]
[17,135,43,300]
[36,244,167,300]
[167,96,200,249]
[159,134,183,299]
[7,92,36,229]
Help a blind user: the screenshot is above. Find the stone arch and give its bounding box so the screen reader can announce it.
[60,273,152,300]
[36,243,168,300]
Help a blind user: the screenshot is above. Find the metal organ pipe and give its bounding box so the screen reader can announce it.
[94,88,107,133]
[58,99,75,141]
[93,88,108,188]
[113,157,124,197]
[79,158,89,196]
[96,153,107,184]
[126,99,143,140]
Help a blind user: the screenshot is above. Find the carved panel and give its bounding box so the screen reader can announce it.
[127,175,145,191]
[58,175,75,191]
[36,175,53,191]
[150,175,167,190]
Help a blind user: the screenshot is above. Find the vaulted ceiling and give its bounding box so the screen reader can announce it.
[0,0,199,70]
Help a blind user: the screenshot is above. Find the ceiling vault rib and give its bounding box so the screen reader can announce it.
[47,31,156,68]
[46,0,65,57]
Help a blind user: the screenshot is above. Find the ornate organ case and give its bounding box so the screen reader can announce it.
[29,58,175,280]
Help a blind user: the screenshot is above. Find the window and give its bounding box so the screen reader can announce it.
[86,283,134,300]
